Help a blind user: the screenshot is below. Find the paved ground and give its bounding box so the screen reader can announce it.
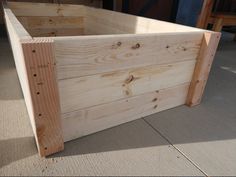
[0,33,235,176]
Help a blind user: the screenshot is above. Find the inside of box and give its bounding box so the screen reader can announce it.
[9,2,203,37]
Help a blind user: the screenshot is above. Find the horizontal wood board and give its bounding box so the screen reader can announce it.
[54,32,203,79]
[25,28,84,37]
[3,4,36,136]
[17,16,84,29]
[7,1,85,17]
[85,6,203,34]
[62,83,190,142]
[58,60,196,114]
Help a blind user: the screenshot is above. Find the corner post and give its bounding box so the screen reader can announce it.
[21,38,64,156]
[186,32,221,107]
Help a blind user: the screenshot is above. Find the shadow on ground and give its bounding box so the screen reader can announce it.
[0,137,37,168]
[0,38,23,100]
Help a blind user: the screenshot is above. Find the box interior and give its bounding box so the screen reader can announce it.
[7,2,203,37]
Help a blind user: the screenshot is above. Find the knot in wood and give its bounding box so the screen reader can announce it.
[125,75,134,84]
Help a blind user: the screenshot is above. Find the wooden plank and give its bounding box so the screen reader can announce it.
[3,3,31,39]
[58,60,196,114]
[84,17,127,35]
[58,0,103,8]
[186,32,221,107]
[7,1,85,17]
[62,83,190,141]
[208,14,236,26]
[196,0,214,28]
[4,3,35,139]
[6,1,204,34]
[54,32,203,79]
[212,18,223,32]
[17,16,84,29]
[26,28,84,37]
[85,6,203,34]
[21,39,64,156]
[221,17,236,26]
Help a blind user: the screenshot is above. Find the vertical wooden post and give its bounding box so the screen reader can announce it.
[114,0,123,12]
[196,0,214,29]
[212,18,223,32]
[186,32,221,107]
[21,38,64,156]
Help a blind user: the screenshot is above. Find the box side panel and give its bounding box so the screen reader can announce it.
[17,16,85,37]
[84,6,204,35]
[55,33,203,141]
[84,17,128,35]
[56,32,204,142]
[3,5,31,39]
[59,0,102,8]
[54,33,203,79]
[4,5,37,137]
[58,60,196,114]
[62,83,189,141]
[7,2,85,17]
[7,2,86,37]
[22,28,85,37]
[17,16,84,29]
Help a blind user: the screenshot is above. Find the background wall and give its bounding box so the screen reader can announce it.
[176,0,203,27]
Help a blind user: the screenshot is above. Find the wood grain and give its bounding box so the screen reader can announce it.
[4,4,64,156]
[26,28,84,37]
[186,32,221,106]
[17,16,84,29]
[85,6,203,34]
[21,39,64,156]
[7,1,85,17]
[3,2,38,146]
[58,60,196,114]
[54,32,203,79]
[62,83,190,141]
[3,3,31,39]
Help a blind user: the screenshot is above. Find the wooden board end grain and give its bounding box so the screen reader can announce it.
[186,32,221,107]
[21,38,64,156]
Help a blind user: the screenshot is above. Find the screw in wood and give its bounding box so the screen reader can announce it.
[132,43,140,49]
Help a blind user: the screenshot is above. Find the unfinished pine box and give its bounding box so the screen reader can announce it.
[3,1,221,157]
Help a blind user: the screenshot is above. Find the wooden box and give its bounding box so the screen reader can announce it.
[3,2,220,156]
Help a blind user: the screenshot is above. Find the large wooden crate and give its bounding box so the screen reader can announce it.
[3,2,221,157]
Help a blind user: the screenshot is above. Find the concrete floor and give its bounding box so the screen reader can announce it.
[0,33,235,176]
